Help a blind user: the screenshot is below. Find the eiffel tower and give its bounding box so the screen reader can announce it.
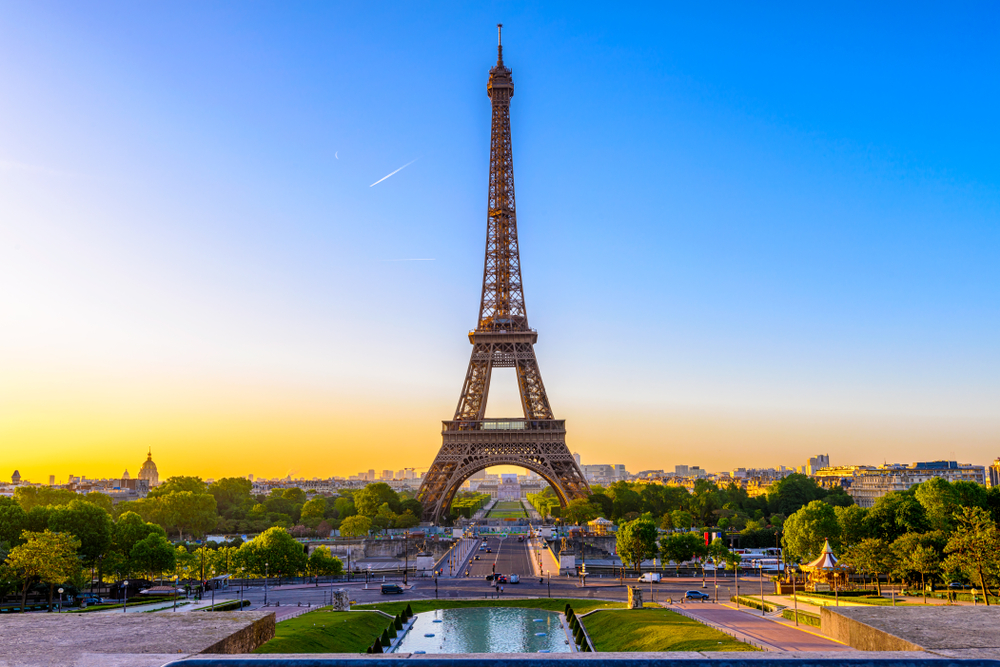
[417,26,591,524]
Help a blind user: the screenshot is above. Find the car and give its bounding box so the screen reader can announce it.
[517,536,523,542]
[509,574,520,584]
[948,582,969,589]
[685,590,710,601]
[380,584,404,595]
[486,548,492,553]
[637,573,661,583]
[78,595,104,606]
[474,555,480,560]
[485,574,495,582]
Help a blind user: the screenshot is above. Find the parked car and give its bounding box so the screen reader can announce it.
[509,574,520,584]
[77,595,104,606]
[637,573,662,583]
[380,584,404,595]
[948,582,970,589]
[685,590,710,601]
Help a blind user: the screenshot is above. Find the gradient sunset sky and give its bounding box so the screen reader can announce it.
[2,2,998,484]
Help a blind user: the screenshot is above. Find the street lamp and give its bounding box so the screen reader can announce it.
[264,563,269,606]
[122,580,129,613]
[57,587,64,613]
[240,568,245,611]
[210,568,216,608]
[173,575,179,611]
[404,531,409,585]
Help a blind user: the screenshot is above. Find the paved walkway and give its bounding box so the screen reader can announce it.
[673,603,853,652]
[527,534,560,578]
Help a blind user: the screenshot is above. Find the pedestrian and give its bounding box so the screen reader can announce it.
[500,585,504,595]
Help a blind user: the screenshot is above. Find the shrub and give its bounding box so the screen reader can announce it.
[381,628,391,646]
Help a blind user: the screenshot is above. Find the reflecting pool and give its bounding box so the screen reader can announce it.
[393,607,571,654]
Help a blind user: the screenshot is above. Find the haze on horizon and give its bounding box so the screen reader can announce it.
[1,3,998,484]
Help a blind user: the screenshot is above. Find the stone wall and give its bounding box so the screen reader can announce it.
[200,612,275,654]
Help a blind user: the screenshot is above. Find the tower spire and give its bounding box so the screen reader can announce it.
[497,23,503,64]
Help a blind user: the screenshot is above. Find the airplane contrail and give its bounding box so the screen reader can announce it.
[370,157,419,187]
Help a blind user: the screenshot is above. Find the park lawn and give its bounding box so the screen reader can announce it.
[583,609,757,652]
[356,597,629,616]
[791,593,917,607]
[254,609,388,654]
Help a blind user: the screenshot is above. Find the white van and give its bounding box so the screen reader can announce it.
[637,572,661,583]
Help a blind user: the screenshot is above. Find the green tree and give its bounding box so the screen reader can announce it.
[915,478,959,532]
[670,510,693,530]
[782,500,839,562]
[13,487,79,511]
[393,511,420,529]
[907,545,940,604]
[301,497,327,521]
[660,531,707,566]
[209,477,254,517]
[943,506,1000,604]
[48,500,112,567]
[767,474,826,516]
[236,527,307,578]
[841,537,891,594]
[148,476,208,498]
[307,546,344,577]
[5,530,81,612]
[130,534,176,582]
[563,499,600,525]
[866,491,929,542]
[615,518,659,573]
[373,503,396,533]
[354,483,400,517]
[0,498,28,547]
[339,515,372,538]
[82,493,114,513]
[282,488,307,504]
[835,505,870,547]
[688,480,720,525]
[159,492,218,541]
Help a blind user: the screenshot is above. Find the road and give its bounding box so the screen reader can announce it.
[464,535,533,582]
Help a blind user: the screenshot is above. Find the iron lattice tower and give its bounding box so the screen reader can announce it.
[418,26,590,523]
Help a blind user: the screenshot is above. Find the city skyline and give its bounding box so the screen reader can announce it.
[2,4,999,483]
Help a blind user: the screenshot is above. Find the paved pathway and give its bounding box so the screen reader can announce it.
[673,603,853,652]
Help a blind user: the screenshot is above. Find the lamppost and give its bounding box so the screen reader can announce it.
[210,568,216,609]
[122,580,129,613]
[173,575,179,611]
[240,568,245,611]
[57,587,64,613]
[264,563,269,606]
[758,562,765,617]
[404,531,409,585]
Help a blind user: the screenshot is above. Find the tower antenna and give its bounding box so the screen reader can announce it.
[497,23,503,63]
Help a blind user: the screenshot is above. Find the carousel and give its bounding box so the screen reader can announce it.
[800,539,846,592]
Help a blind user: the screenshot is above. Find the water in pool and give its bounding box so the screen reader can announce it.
[393,607,571,653]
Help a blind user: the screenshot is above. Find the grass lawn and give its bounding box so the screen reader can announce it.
[488,501,527,519]
[355,597,630,616]
[254,609,388,653]
[791,593,917,607]
[584,609,757,652]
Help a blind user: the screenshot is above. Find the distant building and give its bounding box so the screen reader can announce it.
[573,452,581,466]
[138,448,160,486]
[989,458,1000,489]
[498,473,521,500]
[49,475,55,486]
[803,454,830,475]
[849,461,987,508]
[382,470,394,480]
[11,470,21,484]
[811,465,873,489]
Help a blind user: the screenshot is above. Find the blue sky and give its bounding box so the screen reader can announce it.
[1,2,997,480]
